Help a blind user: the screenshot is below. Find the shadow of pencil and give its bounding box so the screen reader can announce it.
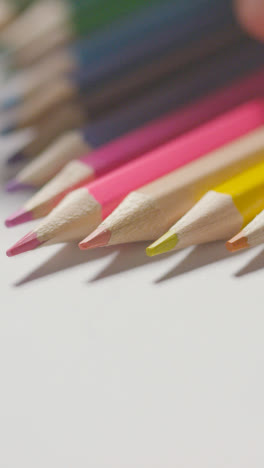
[234,247,264,277]
[14,243,115,287]
[155,241,244,284]
[88,242,176,282]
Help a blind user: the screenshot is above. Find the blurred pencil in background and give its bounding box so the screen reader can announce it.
[0,0,35,31]
[5,38,264,165]
[1,0,166,66]
[8,65,264,190]
[0,0,243,133]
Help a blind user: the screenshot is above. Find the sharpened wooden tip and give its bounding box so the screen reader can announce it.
[6,152,26,164]
[6,231,41,257]
[5,179,34,192]
[79,228,111,250]
[226,233,249,252]
[146,231,178,257]
[5,208,33,227]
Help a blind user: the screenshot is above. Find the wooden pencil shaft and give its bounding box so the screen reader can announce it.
[17,131,93,187]
[1,0,68,49]
[100,126,264,245]
[0,1,16,30]
[22,101,86,158]
[237,210,264,248]
[216,160,264,226]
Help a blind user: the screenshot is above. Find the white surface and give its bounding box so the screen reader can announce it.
[1,134,264,468]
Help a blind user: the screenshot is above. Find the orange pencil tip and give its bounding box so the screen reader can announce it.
[226,233,249,253]
[79,227,111,250]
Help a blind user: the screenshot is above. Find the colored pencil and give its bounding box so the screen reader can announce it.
[0,1,19,30]
[226,210,264,252]
[0,0,222,107]
[0,0,34,30]
[79,127,264,251]
[1,19,241,112]
[147,161,264,256]
[2,23,240,134]
[6,99,264,254]
[1,0,163,66]
[0,1,16,30]
[9,101,86,165]
[6,38,264,162]
[1,0,238,131]
[9,65,264,190]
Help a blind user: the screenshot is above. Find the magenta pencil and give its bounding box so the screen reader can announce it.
[6,67,264,227]
[7,98,264,257]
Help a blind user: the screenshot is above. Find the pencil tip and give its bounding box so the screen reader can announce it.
[6,231,41,257]
[226,233,249,252]
[5,179,34,192]
[0,96,20,110]
[5,208,33,227]
[0,123,16,135]
[146,231,178,257]
[79,227,111,250]
[6,151,26,164]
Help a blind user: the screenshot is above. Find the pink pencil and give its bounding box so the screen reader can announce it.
[7,98,264,257]
[6,67,264,227]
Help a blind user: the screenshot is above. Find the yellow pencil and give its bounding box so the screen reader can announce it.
[147,160,264,256]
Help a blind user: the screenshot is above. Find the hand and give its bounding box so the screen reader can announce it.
[234,0,264,40]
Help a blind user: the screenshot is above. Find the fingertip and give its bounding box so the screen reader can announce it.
[234,0,264,40]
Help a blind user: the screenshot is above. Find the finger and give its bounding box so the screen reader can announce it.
[234,0,264,40]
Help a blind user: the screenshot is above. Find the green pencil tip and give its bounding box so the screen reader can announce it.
[146,231,178,257]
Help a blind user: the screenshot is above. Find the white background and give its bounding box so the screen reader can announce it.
[1,127,264,467]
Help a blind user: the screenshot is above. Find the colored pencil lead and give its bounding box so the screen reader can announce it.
[225,234,250,252]
[146,231,178,257]
[6,231,40,257]
[5,179,34,192]
[225,207,264,252]
[5,209,33,228]
[79,228,111,250]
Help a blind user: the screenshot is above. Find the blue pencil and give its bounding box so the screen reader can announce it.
[1,0,208,108]
[7,38,264,165]
[1,0,239,132]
